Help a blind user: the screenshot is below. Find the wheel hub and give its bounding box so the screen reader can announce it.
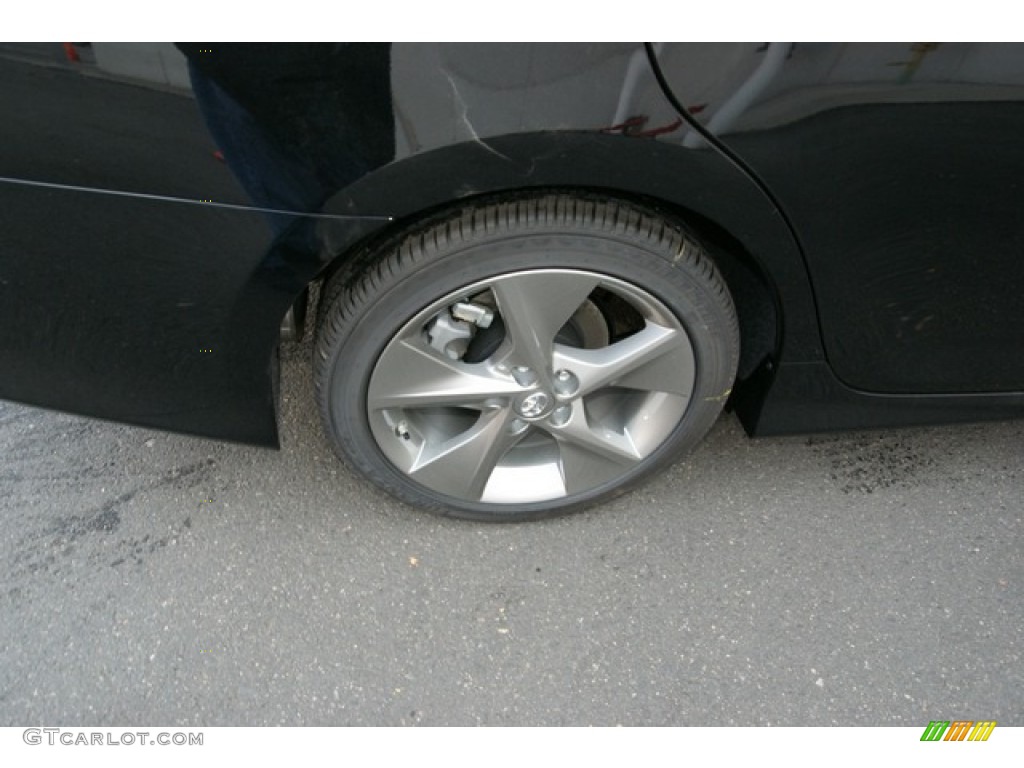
[515,390,555,420]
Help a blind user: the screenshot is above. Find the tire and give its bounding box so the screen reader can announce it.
[314,193,739,521]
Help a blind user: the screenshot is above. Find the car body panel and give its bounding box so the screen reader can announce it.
[0,42,1022,449]
[654,42,1024,394]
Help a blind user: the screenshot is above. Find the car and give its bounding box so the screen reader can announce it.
[1,42,1022,521]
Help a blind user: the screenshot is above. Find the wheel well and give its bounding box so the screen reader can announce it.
[314,186,780,384]
[658,204,780,383]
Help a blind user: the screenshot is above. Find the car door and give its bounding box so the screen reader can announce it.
[654,42,1024,394]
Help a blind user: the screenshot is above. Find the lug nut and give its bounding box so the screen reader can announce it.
[553,369,579,396]
[548,404,572,427]
[508,418,530,435]
[511,365,538,387]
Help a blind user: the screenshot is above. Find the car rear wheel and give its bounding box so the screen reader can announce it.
[314,194,739,521]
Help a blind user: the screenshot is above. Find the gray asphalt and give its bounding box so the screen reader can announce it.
[1,339,1021,726]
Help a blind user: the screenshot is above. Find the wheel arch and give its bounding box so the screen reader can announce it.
[312,132,821,418]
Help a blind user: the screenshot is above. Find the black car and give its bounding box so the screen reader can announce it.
[1,42,1021,520]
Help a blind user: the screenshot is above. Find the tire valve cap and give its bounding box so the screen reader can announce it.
[394,421,411,440]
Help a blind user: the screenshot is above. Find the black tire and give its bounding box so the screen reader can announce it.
[314,193,739,521]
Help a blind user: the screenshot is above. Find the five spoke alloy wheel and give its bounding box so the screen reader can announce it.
[314,195,739,520]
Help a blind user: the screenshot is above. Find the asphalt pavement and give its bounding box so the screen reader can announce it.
[0,339,1021,726]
